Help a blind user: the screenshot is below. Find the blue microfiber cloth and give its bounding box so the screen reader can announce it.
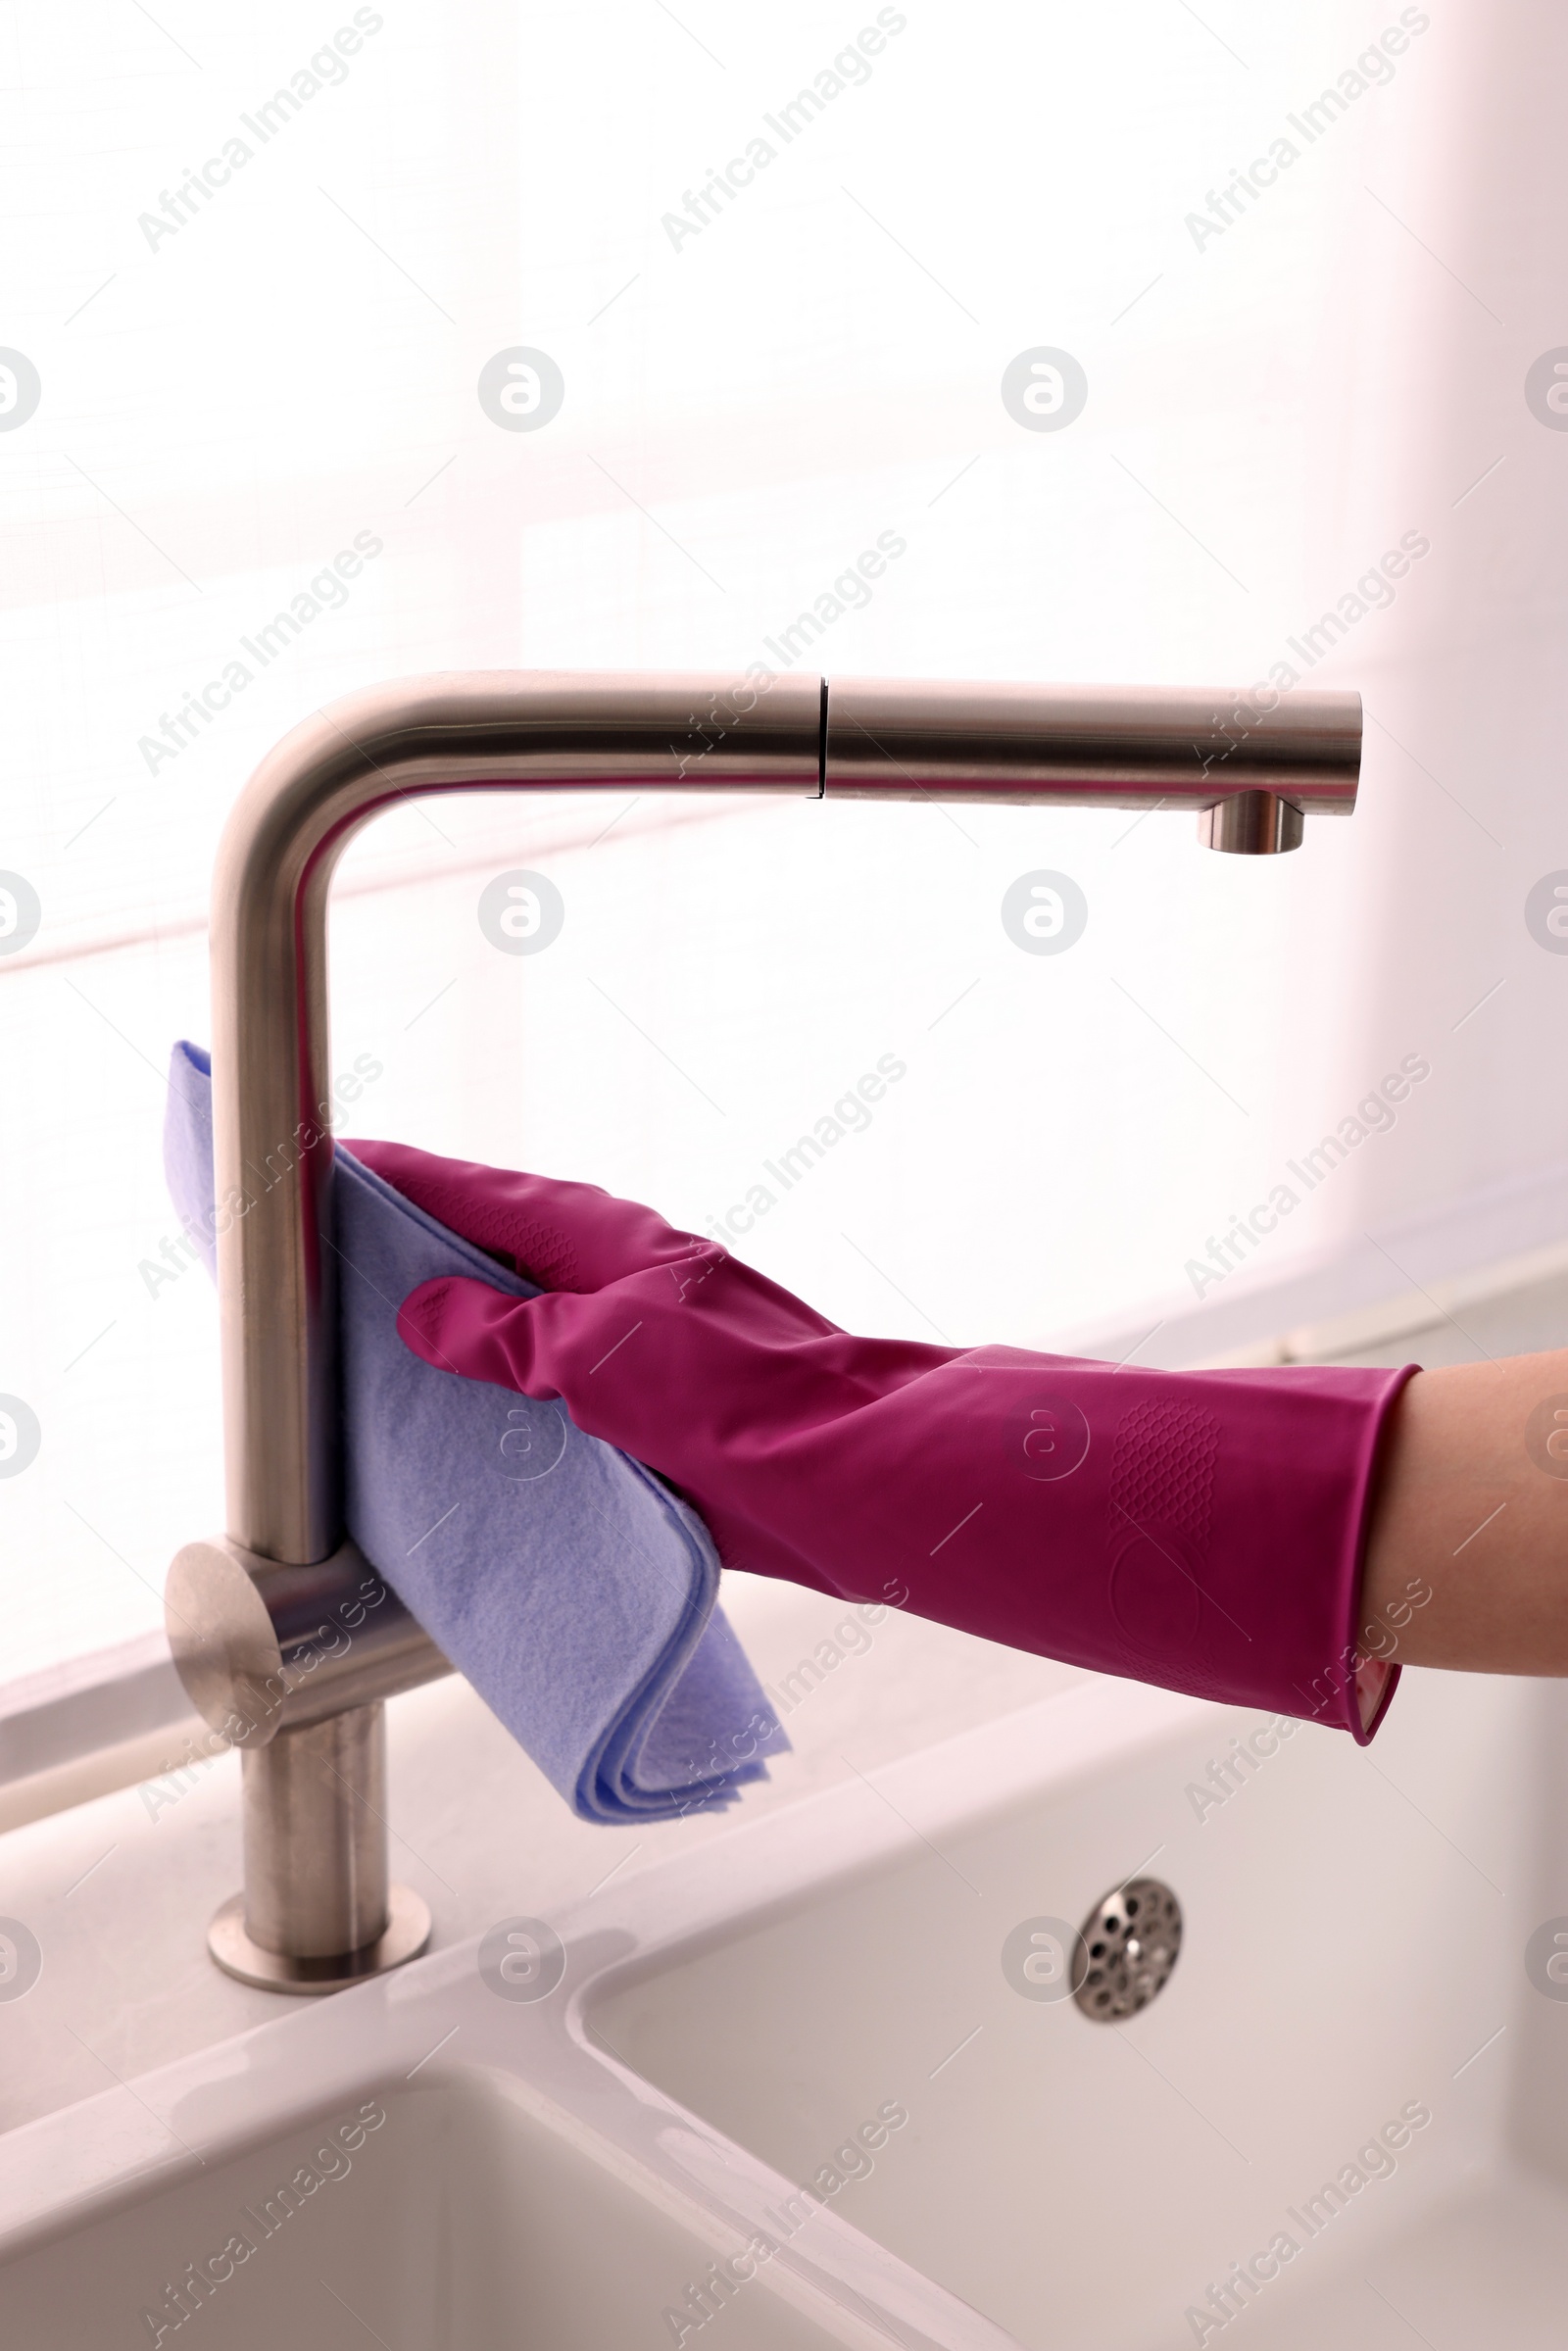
[163,1042,787,1821]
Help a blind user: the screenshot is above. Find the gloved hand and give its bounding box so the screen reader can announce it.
[347,1140,1413,1741]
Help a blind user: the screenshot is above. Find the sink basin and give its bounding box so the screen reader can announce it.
[2,1668,1557,2349]
[1,2066,929,2351]
[585,1673,1568,2349]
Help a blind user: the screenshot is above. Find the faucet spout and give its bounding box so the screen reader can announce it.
[824,678,1356,853]
[1198,792,1305,855]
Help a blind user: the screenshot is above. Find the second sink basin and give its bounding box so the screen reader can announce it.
[585,1671,1568,2349]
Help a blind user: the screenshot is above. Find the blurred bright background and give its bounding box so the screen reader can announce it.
[3,0,1565,1679]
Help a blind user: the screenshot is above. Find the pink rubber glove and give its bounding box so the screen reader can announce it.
[347,1141,1413,1742]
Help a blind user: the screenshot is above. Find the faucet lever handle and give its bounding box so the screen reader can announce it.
[167,1532,449,1747]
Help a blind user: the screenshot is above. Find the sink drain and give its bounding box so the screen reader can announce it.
[1074,1878,1182,2021]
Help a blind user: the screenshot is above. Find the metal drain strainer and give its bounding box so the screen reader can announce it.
[1073,1877,1183,2020]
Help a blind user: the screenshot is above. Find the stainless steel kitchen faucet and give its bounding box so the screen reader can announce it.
[165,669,1360,1989]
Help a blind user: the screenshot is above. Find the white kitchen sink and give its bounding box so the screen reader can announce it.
[1,1668,1559,2349]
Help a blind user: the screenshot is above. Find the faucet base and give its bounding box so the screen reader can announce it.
[206,1883,431,1994]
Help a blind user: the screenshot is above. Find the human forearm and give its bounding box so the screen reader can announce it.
[1361,1350,1568,1672]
